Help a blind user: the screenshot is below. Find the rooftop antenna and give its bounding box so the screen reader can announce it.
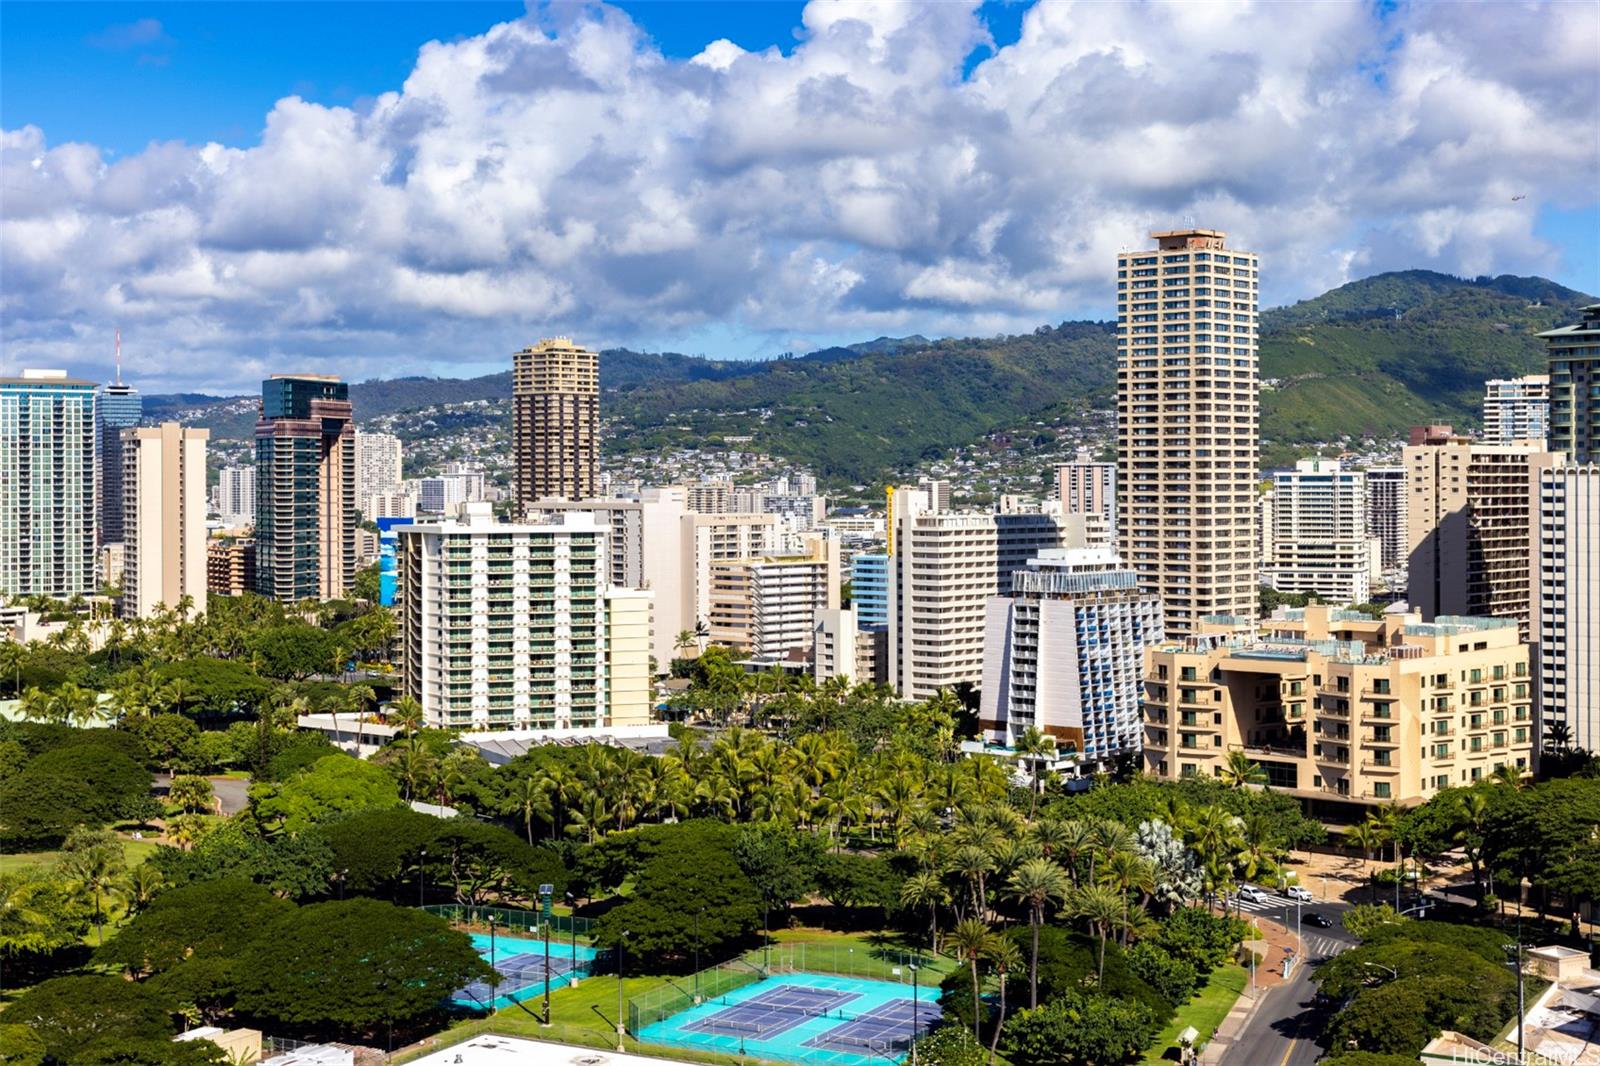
[1182,213,1196,227]
[115,328,122,385]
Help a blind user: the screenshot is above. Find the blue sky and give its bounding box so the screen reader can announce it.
[1,1,1595,391]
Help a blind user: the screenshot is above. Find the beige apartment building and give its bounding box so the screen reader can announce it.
[1116,229,1260,637]
[1404,435,1560,640]
[513,338,599,506]
[1056,448,1116,537]
[706,536,841,660]
[1143,606,1533,811]
[122,423,209,619]
[207,538,256,597]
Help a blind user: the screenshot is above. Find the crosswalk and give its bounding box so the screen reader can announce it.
[1302,934,1349,961]
[1228,891,1308,914]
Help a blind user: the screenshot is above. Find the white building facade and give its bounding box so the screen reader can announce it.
[214,465,256,527]
[1261,459,1377,606]
[980,549,1162,772]
[398,504,650,730]
[1484,375,1550,447]
[1537,464,1600,751]
[355,431,403,500]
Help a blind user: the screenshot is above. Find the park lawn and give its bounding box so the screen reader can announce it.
[1140,964,1249,1066]
[0,834,159,875]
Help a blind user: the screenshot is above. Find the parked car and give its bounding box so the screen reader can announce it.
[1304,912,1333,928]
[1286,886,1314,903]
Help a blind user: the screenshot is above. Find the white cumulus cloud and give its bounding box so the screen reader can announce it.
[1,0,1596,393]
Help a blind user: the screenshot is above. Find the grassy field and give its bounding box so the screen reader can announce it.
[398,930,950,1066]
[0,835,158,875]
[1141,964,1249,1066]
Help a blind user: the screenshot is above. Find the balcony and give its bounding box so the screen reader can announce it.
[1360,758,1399,772]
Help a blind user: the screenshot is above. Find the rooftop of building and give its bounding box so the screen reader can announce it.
[1538,302,1600,339]
[1161,607,1522,665]
[1,368,96,387]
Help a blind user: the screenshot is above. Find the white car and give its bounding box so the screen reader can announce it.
[1286,886,1314,903]
[1237,885,1269,903]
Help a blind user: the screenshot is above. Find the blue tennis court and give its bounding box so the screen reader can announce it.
[639,972,942,1066]
[453,934,597,1010]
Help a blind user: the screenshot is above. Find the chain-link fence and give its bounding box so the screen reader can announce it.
[421,903,594,944]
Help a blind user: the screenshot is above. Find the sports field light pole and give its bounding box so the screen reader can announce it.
[694,908,704,1003]
[566,892,579,983]
[910,963,920,1066]
[543,916,553,1025]
[617,930,630,1052]
[489,913,499,993]
[418,849,427,907]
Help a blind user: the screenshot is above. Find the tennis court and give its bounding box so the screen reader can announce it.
[638,972,942,1066]
[452,934,598,1011]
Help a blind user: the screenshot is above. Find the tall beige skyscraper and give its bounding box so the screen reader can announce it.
[1116,229,1260,635]
[1404,433,1560,640]
[122,423,209,619]
[513,338,598,506]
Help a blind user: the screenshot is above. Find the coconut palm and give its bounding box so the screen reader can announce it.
[1007,857,1070,1007]
[63,845,126,947]
[1070,883,1125,983]
[1218,751,1267,789]
[985,937,1023,1065]
[53,682,100,728]
[948,918,995,1040]
[952,844,995,920]
[17,686,57,723]
[0,875,53,958]
[1101,851,1156,946]
[123,865,165,917]
[901,870,950,951]
[1345,820,1384,904]
[389,695,425,738]
[1013,726,1057,817]
[1055,819,1095,888]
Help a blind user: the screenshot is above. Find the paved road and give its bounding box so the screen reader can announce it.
[1220,900,1356,1066]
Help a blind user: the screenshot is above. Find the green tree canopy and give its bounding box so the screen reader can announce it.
[232,899,490,1031]
[247,624,339,681]
[5,976,181,1064]
[594,829,761,971]
[247,753,401,835]
[1000,990,1160,1066]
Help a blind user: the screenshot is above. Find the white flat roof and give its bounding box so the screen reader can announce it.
[403,1036,710,1066]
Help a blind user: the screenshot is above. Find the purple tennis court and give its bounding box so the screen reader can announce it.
[683,984,861,1040]
[805,998,942,1055]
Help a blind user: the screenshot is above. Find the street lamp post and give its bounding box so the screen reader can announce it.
[418,849,427,908]
[543,914,553,1026]
[618,931,629,1052]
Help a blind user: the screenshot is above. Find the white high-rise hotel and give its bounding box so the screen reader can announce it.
[1261,459,1377,606]
[1117,229,1259,636]
[1537,465,1599,751]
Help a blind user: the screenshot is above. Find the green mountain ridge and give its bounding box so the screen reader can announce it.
[146,269,1593,483]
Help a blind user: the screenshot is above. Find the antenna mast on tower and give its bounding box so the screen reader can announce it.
[115,329,123,385]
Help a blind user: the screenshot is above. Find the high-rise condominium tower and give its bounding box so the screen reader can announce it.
[1365,467,1408,571]
[1540,303,1600,464]
[1116,229,1259,635]
[122,423,209,619]
[1404,434,1559,641]
[355,431,403,501]
[96,370,142,547]
[0,370,97,598]
[1483,375,1550,446]
[254,375,357,603]
[1261,459,1376,606]
[1536,464,1599,751]
[513,337,598,506]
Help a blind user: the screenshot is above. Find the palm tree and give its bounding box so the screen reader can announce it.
[0,875,54,962]
[17,686,56,723]
[952,844,995,920]
[1055,819,1094,888]
[513,775,547,845]
[345,683,377,753]
[53,682,100,728]
[949,918,994,1040]
[1345,821,1383,903]
[1102,851,1157,947]
[1071,883,1124,983]
[1545,721,1573,751]
[1453,789,1492,894]
[64,846,125,947]
[163,677,199,716]
[901,870,949,952]
[1490,763,1523,789]
[1219,751,1267,789]
[985,937,1023,1066]
[0,641,24,697]
[390,695,425,738]
[392,738,435,802]
[123,865,165,917]
[168,775,214,815]
[1008,858,1070,1008]
[1013,726,1056,817]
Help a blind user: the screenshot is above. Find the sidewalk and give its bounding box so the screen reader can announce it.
[1196,914,1301,1065]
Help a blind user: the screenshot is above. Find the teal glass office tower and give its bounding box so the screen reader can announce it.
[96,380,142,546]
[1,370,97,597]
